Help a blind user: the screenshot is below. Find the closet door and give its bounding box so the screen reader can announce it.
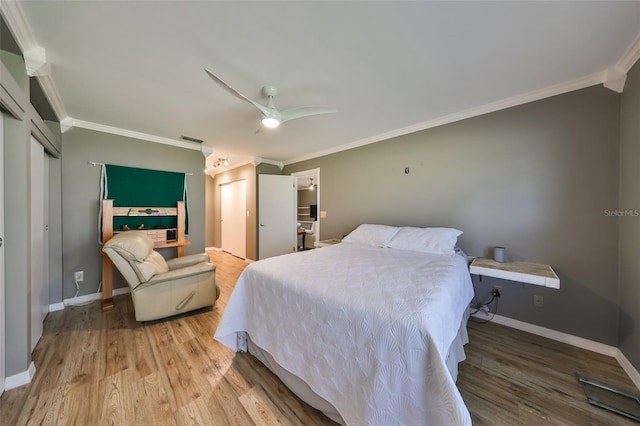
[30,137,48,352]
[221,179,246,258]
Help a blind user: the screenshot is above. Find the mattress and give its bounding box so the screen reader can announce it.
[215,242,474,425]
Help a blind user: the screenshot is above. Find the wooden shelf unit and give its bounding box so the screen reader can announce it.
[101,199,190,311]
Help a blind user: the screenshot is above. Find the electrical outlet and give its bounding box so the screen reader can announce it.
[533,294,543,307]
[74,271,84,282]
[492,285,502,298]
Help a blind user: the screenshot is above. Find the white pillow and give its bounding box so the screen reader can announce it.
[342,224,400,247]
[386,227,463,255]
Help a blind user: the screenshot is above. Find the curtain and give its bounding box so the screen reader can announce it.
[99,164,188,242]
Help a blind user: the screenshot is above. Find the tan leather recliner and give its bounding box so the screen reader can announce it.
[102,231,220,321]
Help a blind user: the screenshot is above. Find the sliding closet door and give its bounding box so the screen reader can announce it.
[30,137,48,352]
[221,179,246,258]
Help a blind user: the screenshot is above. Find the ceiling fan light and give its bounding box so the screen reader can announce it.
[262,117,280,128]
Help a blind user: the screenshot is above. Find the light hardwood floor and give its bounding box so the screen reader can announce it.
[1,250,637,425]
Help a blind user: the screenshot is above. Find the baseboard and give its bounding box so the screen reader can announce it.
[477,313,619,356]
[49,301,65,312]
[615,350,640,391]
[5,361,36,391]
[207,246,255,263]
[471,312,640,390]
[57,287,131,308]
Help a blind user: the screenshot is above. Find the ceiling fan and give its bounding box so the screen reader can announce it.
[204,69,337,129]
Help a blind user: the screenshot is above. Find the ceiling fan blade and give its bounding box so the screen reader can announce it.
[279,106,338,124]
[204,68,272,116]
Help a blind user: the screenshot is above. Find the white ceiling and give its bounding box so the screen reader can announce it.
[8,1,640,172]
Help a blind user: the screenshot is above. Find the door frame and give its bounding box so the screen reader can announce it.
[292,168,320,247]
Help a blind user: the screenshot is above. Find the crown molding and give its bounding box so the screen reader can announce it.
[284,71,606,165]
[1,1,68,121]
[23,46,46,76]
[36,74,67,118]
[603,66,627,93]
[66,118,202,151]
[0,0,37,52]
[200,145,214,157]
[602,31,640,94]
[205,156,285,177]
[206,159,256,178]
[616,31,640,74]
[253,157,284,170]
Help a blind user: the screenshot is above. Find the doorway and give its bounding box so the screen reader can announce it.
[220,179,247,259]
[292,168,320,250]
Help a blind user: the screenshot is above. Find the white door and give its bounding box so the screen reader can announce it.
[0,113,5,395]
[258,174,296,259]
[220,179,246,258]
[30,137,48,352]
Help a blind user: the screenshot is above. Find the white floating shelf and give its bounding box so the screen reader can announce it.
[470,257,560,289]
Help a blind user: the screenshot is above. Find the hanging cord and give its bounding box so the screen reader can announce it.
[468,264,500,321]
[64,278,104,308]
[473,297,499,324]
[97,163,108,244]
[183,173,189,235]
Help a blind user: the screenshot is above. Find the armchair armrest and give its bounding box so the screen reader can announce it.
[166,253,211,270]
[144,262,216,286]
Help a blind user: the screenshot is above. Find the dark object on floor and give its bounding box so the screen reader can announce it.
[577,373,640,422]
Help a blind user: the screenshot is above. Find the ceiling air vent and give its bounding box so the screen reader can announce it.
[180,135,204,143]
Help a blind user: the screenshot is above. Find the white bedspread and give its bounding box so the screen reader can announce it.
[215,242,474,425]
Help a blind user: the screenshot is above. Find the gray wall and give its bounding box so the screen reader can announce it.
[619,61,640,371]
[285,85,622,346]
[61,128,206,299]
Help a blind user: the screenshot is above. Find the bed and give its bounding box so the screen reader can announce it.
[215,225,474,425]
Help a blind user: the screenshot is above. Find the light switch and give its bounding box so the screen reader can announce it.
[320,210,327,218]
